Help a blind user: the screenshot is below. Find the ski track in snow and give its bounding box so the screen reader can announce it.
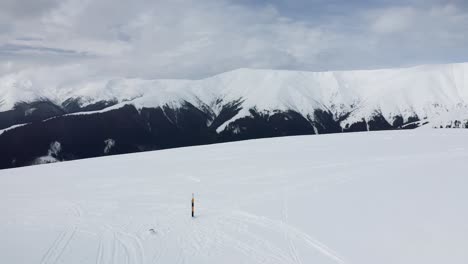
[40,226,77,264]
[95,236,103,264]
[94,225,146,264]
[73,199,346,264]
[230,210,347,264]
[282,187,303,264]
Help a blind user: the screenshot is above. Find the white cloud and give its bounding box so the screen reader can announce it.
[368,4,468,36]
[0,0,468,82]
[370,7,416,34]
[3,0,335,78]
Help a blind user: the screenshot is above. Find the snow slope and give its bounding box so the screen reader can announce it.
[1,130,468,264]
[1,63,468,130]
[0,123,28,136]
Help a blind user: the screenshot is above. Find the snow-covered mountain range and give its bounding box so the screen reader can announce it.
[2,62,468,129]
[1,62,468,169]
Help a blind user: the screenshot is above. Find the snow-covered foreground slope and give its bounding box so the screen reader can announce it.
[1,130,468,264]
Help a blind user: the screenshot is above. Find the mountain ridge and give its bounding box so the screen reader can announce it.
[1,62,468,169]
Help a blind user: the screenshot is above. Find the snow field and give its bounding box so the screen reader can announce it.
[1,129,468,263]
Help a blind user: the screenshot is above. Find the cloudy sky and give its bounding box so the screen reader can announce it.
[1,0,468,80]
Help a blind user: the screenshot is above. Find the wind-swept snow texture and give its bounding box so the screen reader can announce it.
[1,130,468,264]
